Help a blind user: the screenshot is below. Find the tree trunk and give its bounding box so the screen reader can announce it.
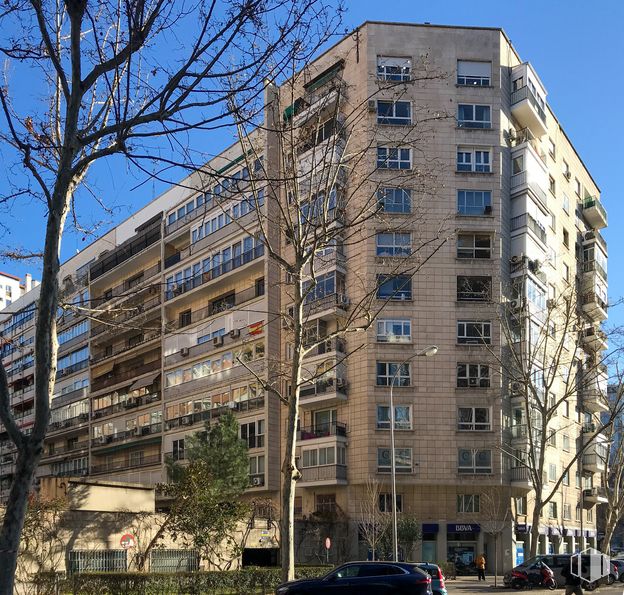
[494,533,498,587]
[529,504,542,559]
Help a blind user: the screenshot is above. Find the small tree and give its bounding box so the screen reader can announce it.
[356,477,391,562]
[158,411,251,569]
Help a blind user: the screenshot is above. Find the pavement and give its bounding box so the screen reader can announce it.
[445,576,624,594]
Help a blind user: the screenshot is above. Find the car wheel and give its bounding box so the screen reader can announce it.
[585,581,598,591]
[608,573,616,585]
[510,578,525,589]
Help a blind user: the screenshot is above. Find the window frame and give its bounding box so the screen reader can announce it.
[376,232,412,257]
[456,363,490,388]
[377,146,412,170]
[457,190,492,216]
[377,56,412,81]
[457,448,492,474]
[457,494,480,513]
[457,148,491,173]
[457,275,492,302]
[457,61,491,86]
[376,362,410,387]
[457,233,492,259]
[376,404,413,430]
[457,320,492,345]
[376,319,412,343]
[377,187,412,213]
[457,407,491,431]
[377,100,412,126]
[377,447,413,473]
[457,104,492,129]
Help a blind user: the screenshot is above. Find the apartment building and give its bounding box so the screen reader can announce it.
[0,272,37,311]
[0,22,608,571]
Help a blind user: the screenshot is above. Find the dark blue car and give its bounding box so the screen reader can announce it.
[275,561,433,594]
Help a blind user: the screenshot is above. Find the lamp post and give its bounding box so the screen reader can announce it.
[389,345,438,562]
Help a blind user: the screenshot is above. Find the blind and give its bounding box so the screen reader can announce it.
[457,60,491,77]
[377,56,412,69]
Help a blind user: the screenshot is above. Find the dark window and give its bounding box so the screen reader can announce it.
[457,276,491,301]
[128,334,143,348]
[255,277,265,297]
[377,275,412,300]
[179,310,192,328]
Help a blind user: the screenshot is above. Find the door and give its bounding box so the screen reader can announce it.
[346,564,401,595]
[319,564,360,594]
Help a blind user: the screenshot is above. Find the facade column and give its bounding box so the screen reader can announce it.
[502,523,514,573]
[437,525,447,564]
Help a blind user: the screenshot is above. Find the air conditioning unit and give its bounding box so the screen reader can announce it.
[213,336,224,347]
[230,328,240,339]
[251,476,263,487]
[564,171,571,180]
[227,401,237,409]
[180,347,190,357]
[510,254,524,265]
[546,299,555,309]
[336,378,347,389]
[338,295,350,307]
[484,205,493,215]
[528,259,541,273]
[510,381,522,393]
[510,297,523,311]
[367,99,377,112]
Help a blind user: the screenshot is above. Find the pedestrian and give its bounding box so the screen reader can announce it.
[561,560,585,595]
[476,553,486,581]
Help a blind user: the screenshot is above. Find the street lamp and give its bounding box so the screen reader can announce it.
[389,345,438,562]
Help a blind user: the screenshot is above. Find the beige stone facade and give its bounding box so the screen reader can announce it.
[0,22,607,571]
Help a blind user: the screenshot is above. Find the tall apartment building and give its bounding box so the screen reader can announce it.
[0,272,37,311]
[0,22,608,570]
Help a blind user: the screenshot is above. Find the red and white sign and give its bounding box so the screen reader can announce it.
[120,533,136,549]
[325,537,331,550]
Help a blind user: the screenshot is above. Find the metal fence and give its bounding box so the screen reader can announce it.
[149,549,200,572]
[68,549,128,574]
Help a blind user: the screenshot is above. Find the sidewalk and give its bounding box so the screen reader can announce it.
[446,575,507,591]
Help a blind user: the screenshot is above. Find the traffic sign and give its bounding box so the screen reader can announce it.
[120,533,136,549]
[325,537,331,550]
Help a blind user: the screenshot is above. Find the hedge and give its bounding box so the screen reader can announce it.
[32,567,332,595]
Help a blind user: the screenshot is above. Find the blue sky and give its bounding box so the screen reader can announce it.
[2,0,623,327]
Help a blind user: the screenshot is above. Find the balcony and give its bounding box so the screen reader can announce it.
[91,422,162,449]
[582,326,608,353]
[165,409,211,432]
[510,466,532,491]
[165,246,265,302]
[583,229,607,254]
[510,86,547,137]
[583,453,606,474]
[91,453,162,475]
[92,392,161,420]
[583,487,608,506]
[298,421,347,442]
[91,293,161,339]
[582,259,607,287]
[304,338,346,359]
[43,441,89,458]
[55,359,89,380]
[510,213,547,245]
[303,293,350,320]
[91,331,161,365]
[299,464,347,485]
[91,262,162,308]
[582,196,607,229]
[48,413,89,434]
[299,376,347,408]
[90,219,161,281]
[297,137,346,179]
[91,359,161,393]
[582,292,608,321]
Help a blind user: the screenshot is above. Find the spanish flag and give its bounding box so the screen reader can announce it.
[248,320,264,335]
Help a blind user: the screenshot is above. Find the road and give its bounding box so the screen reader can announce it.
[447,577,624,594]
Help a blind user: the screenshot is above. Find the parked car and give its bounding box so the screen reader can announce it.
[610,558,624,582]
[504,554,615,590]
[275,562,433,594]
[411,563,447,595]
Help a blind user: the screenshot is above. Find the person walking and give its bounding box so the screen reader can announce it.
[561,560,585,595]
[476,553,486,581]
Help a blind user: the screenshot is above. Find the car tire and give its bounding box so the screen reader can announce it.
[608,573,616,585]
[511,578,525,589]
[585,581,598,591]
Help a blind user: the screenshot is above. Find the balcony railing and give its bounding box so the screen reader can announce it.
[164,409,211,432]
[305,338,346,357]
[167,284,263,332]
[92,392,161,420]
[510,171,548,207]
[303,293,350,316]
[56,359,89,380]
[44,441,89,457]
[584,230,607,253]
[165,246,265,301]
[91,453,162,474]
[510,466,530,482]
[91,331,161,364]
[300,377,347,399]
[582,292,608,312]
[511,128,547,163]
[91,294,161,338]
[583,259,607,281]
[583,196,608,225]
[90,223,161,281]
[298,422,347,441]
[48,413,89,433]
[91,262,162,307]
[165,205,211,236]
[511,86,546,122]
[299,464,347,483]
[91,422,162,448]
[91,360,161,393]
[510,213,547,244]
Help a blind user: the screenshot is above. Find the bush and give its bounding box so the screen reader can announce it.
[32,567,331,594]
[438,561,456,580]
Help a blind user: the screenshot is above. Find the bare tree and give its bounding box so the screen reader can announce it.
[0,1,341,590]
[488,278,623,559]
[213,56,451,580]
[356,476,391,562]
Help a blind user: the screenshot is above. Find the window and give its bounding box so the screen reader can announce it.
[563,263,570,283]
[58,320,89,345]
[512,154,524,175]
[561,503,571,520]
[457,407,491,431]
[457,190,492,215]
[563,470,570,486]
[379,493,403,513]
[576,504,581,521]
[249,455,265,483]
[457,61,491,86]
[563,160,571,178]
[548,138,556,159]
[457,276,491,302]
[548,463,557,481]
[302,446,338,467]
[458,449,492,474]
[575,178,581,196]
[377,447,412,473]
[376,362,410,386]
[377,275,412,300]
[457,321,491,344]
[376,405,412,429]
[376,232,411,257]
[563,228,569,248]
[377,56,411,81]
[377,188,411,213]
[548,502,558,519]
[563,400,570,417]
[457,149,491,173]
[515,496,527,515]
[549,175,556,195]
[563,434,570,452]
[377,146,411,169]
[377,101,411,125]
[587,508,593,523]
[240,419,265,449]
[457,494,480,513]
[172,439,185,461]
[457,233,491,258]
[377,319,411,343]
[457,104,491,128]
[456,363,490,388]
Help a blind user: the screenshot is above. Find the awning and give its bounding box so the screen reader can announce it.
[93,361,115,377]
[129,372,160,392]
